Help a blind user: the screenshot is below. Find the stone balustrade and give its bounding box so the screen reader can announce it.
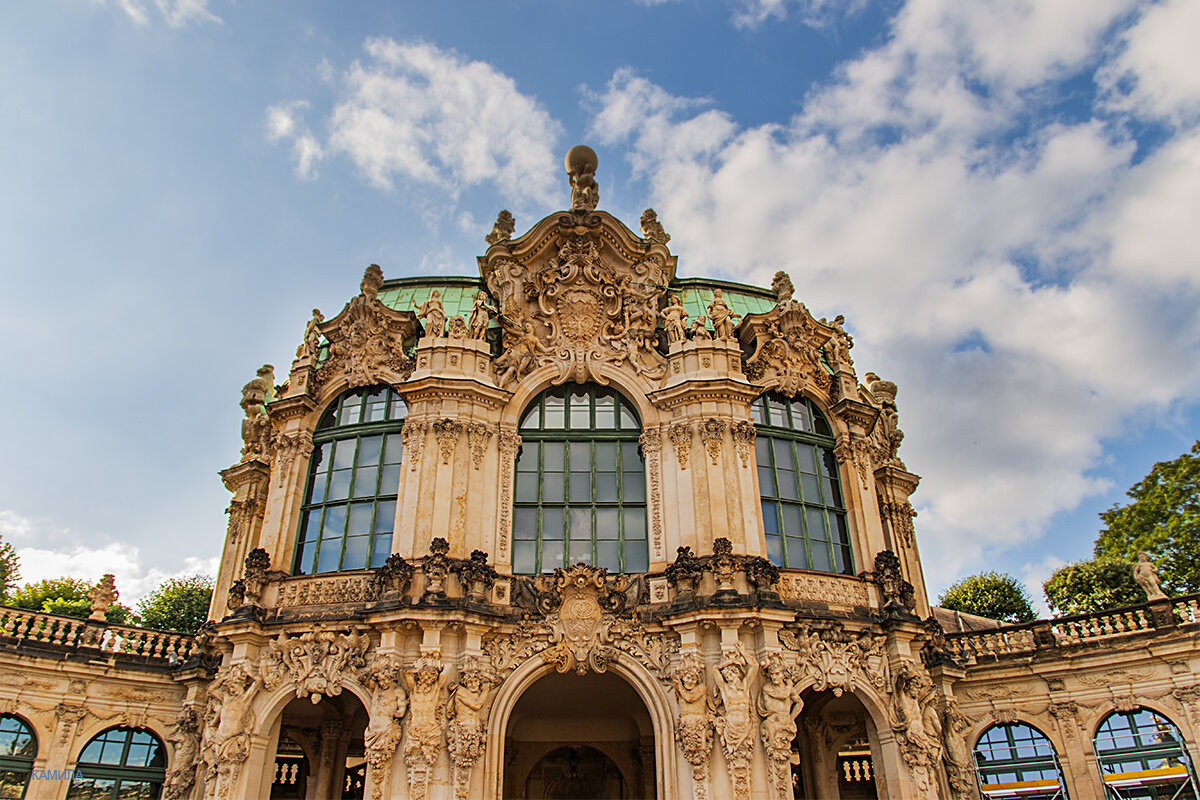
[945,593,1200,664]
[0,604,196,665]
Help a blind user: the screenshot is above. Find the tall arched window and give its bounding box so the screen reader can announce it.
[0,714,36,799]
[1094,708,1198,799]
[973,723,1067,799]
[295,386,407,574]
[514,384,647,574]
[752,394,852,574]
[67,726,166,799]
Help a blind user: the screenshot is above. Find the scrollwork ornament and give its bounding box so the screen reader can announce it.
[466,422,493,468]
[432,419,462,465]
[669,422,693,470]
[699,418,727,465]
[730,420,756,468]
[401,419,428,471]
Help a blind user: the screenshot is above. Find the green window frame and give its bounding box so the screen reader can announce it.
[295,386,407,575]
[513,384,647,575]
[973,723,1067,798]
[0,715,36,800]
[1094,709,1199,799]
[67,727,166,800]
[752,393,853,574]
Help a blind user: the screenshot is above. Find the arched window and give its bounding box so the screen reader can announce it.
[514,384,647,574]
[1094,708,1198,799]
[752,394,852,574]
[67,726,166,799]
[0,714,36,799]
[295,386,407,574]
[973,723,1067,799]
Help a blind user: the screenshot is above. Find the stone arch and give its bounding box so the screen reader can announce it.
[499,363,663,432]
[68,719,169,764]
[484,651,678,799]
[1084,698,1193,741]
[253,677,374,732]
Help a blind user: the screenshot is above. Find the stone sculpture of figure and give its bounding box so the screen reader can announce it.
[565,145,600,211]
[713,643,758,800]
[1134,552,1168,600]
[826,314,854,371]
[640,208,671,244]
[467,291,495,340]
[447,662,499,800]
[417,290,447,339]
[942,699,974,799]
[403,656,449,800]
[707,289,742,341]
[759,653,802,800]
[673,652,715,800]
[891,663,940,796]
[297,309,324,359]
[662,293,689,345]
[361,264,385,300]
[205,663,261,796]
[690,315,712,340]
[239,364,275,460]
[362,656,408,800]
[772,271,795,304]
[163,706,200,800]
[494,316,546,386]
[484,209,515,246]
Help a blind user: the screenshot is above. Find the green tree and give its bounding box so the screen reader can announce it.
[938,572,1037,623]
[1043,558,1144,617]
[135,575,213,633]
[0,535,19,599]
[7,577,132,624]
[1094,440,1200,596]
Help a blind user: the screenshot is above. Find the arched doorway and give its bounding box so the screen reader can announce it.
[792,690,882,800]
[503,671,655,800]
[268,692,368,800]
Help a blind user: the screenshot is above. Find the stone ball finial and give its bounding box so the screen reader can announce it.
[565,144,598,175]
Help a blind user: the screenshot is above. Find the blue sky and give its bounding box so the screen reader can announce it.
[2,0,1198,612]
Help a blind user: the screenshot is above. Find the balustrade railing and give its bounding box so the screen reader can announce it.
[0,605,196,665]
[945,593,1200,664]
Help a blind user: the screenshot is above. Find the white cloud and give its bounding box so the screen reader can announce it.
[731,0,867,29]
[1020,555,1067,617]
[589,0,1200,588]
[100,0,220,27]
[0,510,35,542]
[1100,0,1200,125]
[270,39,563,209]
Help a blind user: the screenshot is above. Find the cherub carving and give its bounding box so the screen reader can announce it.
[690,315,712,340]
[494,315,548,386]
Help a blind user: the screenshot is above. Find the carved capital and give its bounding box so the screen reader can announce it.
[669,422,693,470]
[699,418,727,465]
[432,419,462,465]
[466,422,493,469]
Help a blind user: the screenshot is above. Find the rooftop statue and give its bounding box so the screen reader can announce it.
[565,144,599,211]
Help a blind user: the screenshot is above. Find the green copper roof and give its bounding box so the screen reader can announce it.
[673,279,777,332]
[377,277,485,321]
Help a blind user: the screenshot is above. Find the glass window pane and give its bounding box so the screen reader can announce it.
[383,433,404,464]
[374,500,396,533]
[595,442,617,470]
[619,403,637,430]
[809,540,832,572]
[356,435,382,467]
[543,390,565,429]
[310,441,331,475]
[513,508,538,540]
[370,537,392,568]
[332,439,356,469]
[541,538,563,572]
[595,507,619,539]
[569,537,592,564]
[570,472,591,503]
[766,534,783,565]
[757,466,775,497]
[339,395,363,426]
[801,474,821,503]
[389,395,407,420]
[621,443,641,471]
[317,539,342,572]
[520,403,539,430]
[813,409,832,436]
[778,470,799,501]
[790,399,811,432]
[833,513,850,546]
[379,464,401,496]
[785,536,806,567]
[543,443,565,472]
[819,447,838,477]
[806,507,828,541]
[569,442,591,471]
[781,504,802,537]
[597,541,620,572]
[569,508,592,539]
[623,507,646,538]
[515,472,538,503]
[762,501,780,535]
[623,540,648,573]
[321,504,346,539]
[300,511,321,543]
[343,536,369,570]
[513,541,536,574]
[347,502,373,535]
[570,387,590,429]
[542,472,565,503]
[796,444,818,473]
[596,473,618,502]
[351,467,378,498]
[595,391,617,429]
[296,541,314,574]
[751,400,766,425]
[772,439,794,470]
[622,472,645,503]
[516,445,538,473]
[768,399,788,427]
[327,469,352,501]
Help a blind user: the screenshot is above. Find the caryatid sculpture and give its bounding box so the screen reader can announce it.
[363,656,408,800]
[713,642,758,800]
[759,653,803,800]
[565,144,599,211]
[673,652,715,800]
[446,660,500,800]
[402,655,449,800]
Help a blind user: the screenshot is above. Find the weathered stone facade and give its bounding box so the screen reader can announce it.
[1,148,1197,800]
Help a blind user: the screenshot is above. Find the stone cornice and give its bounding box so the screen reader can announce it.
[648,378,762,411]
[399,376,513,409]
[267,394,317,423]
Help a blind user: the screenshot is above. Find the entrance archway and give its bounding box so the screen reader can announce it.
[793,690,883,800]
[267,692,368,800]
[503,671,656,800]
